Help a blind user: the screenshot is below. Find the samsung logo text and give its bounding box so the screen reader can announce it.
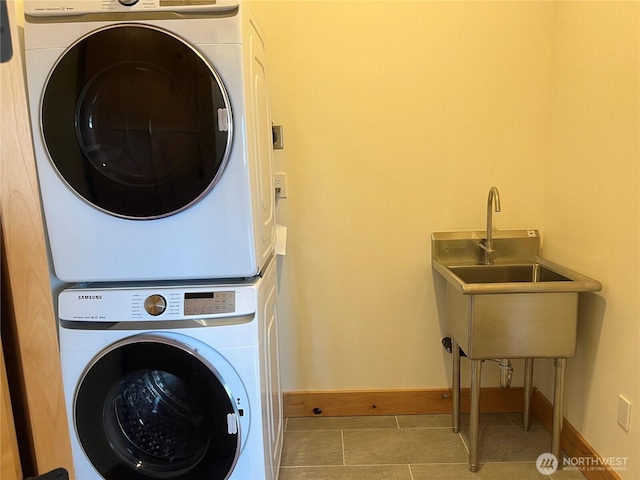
[78,295,103,300]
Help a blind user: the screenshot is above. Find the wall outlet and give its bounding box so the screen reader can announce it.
[274,173,288,198]
[617,395,631,431]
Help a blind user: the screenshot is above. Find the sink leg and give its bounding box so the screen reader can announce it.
[552,358,567,469]
[523,358,533,431]
[452,338,460,433]
[469,359,482,472]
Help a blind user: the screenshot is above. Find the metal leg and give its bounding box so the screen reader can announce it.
[469,359,482,472]
[523,358,533,431]
[552,358,567,468]
[452,338,460,433]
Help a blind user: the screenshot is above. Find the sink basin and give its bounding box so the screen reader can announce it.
[448,263,570,284]
[431,230,602,358]
[434,257,601,295]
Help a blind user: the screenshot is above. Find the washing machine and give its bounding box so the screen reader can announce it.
[58,256,283,480]
[23,0,275,282]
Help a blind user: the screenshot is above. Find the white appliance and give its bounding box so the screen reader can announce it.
[23,0,275,282]
[58,257,282,480]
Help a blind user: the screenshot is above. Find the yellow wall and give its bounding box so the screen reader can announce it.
[253,0,553,390]
[254,1,639,476]
[539,2,639,477]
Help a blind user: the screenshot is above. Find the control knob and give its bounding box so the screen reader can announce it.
[118,0,139,6]
[144,294,167,316]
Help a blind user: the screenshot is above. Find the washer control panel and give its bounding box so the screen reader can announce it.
[60,286,251,322]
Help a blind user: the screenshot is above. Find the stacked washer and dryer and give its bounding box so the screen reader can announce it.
[23,1,282,479]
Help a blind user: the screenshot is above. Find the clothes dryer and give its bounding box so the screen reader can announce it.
[58,257,283,480]
[24,0,275,282]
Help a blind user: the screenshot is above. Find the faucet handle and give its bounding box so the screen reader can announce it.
[479,241,498,262]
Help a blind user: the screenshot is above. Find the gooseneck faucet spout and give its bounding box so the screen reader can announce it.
[480,186,501,264]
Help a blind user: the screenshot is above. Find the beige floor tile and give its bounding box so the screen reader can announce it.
[280,430,344,467]
[397,413,513,429]
[286,415,398,431]
[548,465,588,479]
[460,425,552,462]
[278,465,412,479]
[396,414,451,428]
[278,414,586,480]
[343,428,468,465]
[411,462,555,479]
[506,411,543,426]
[460,413,515,427]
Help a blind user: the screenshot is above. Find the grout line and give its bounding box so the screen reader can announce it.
[341,430,346,466]
[504,412,518,427]
[459,431,470,454]
[395,415,400,429]
[408,463,415,480]
[481,461,542,464]
[504,412,515,426]
[391,428,460,432]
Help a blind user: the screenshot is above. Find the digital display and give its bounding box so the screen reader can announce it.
[184,291,235,315]
[185,292,214,300]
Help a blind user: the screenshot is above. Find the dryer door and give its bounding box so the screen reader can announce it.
[74,333,247,480]
[41,24,232,219]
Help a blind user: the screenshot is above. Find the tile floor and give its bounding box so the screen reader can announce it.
[278,413,587,479]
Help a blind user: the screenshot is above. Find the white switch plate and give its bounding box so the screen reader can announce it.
[617,395,631,431]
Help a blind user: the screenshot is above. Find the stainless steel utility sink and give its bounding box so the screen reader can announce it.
[431,229,602,472]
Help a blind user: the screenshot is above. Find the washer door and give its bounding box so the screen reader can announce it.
[74,333,248,480]
[41,24,232,219]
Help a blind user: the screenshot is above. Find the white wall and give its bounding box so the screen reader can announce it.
[538,3,639,478]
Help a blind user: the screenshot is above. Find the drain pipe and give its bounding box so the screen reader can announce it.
[499,359,513,389]
[441,338,513,389]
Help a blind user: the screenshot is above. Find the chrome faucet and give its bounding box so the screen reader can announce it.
[479,186,501,264]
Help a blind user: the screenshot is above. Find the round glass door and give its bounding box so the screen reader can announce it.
[41,24,232,219]
[75,336,241,480]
